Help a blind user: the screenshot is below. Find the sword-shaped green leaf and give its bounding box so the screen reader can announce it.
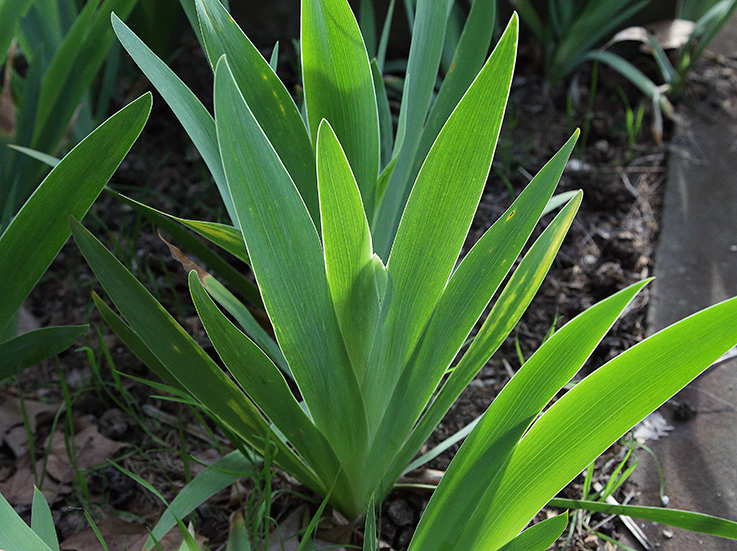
[145,450,257,551]
[30,0,98,147]
[112,14,236,224]
[302,0,379,219]
[361,17,517,432]
[378,191,581,495]
[196,0,318,224]
[462,295,737,550]
[214,58,369,488]
[0,93,151,334]
[371,59,393,169]
[93,292,185,392]
[415,0,497,172]
[31,489,58,551]
[190,272,285,373]
[31,0,139,154]
[0,0,32,66]
[372,132,578,482]
[317,120,378,379]
[550,498,737,540]
[110,190,260,306]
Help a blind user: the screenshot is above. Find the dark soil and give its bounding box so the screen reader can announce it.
[10,19,736,551]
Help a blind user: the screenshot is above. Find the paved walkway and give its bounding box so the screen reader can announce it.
[625,16,737,551]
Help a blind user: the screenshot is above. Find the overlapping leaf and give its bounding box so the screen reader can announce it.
[361,16,518,435]
[317,120,378,379]
[375,135,580,490]
[372,0,454,256]
[70,218,321,492]
[459,295,737,550]
[302,0,379,218]
[196,0,318,223]
[410,278,649,550]
[213,58,369,497]
[112,14,236,223]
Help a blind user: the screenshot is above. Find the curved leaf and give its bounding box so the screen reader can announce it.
[143,451,260,551]
[0,93,151,333]
[111,14,236,224]
[467,295,737,549]
[0,325,88,380]
[496,513,568,551]
[549,498,737,540]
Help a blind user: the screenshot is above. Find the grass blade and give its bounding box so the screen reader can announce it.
[363,495,377,551]
[549,498,737,540]
[7,145,60,168]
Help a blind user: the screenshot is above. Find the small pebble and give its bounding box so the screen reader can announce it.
[99,408,129,440]
[387,498,413,527]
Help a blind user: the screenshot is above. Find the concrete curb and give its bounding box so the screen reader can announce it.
[624,15,737,551]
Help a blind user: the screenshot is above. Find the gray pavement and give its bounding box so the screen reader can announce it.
[624,17,737,551]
